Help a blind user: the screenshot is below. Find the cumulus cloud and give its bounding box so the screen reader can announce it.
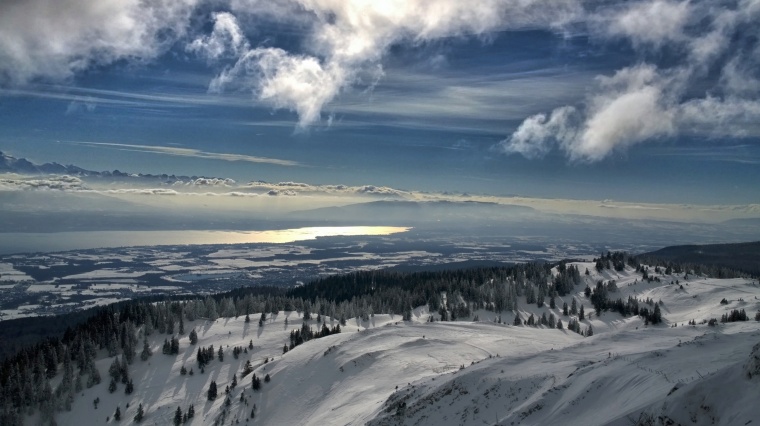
[0,0,198,84]
[243,181,409,197]
[501,0,760,162]
[500,64,677,162]
[0,175,85,191]
[189,177,237,187]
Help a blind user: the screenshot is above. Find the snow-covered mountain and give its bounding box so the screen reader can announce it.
[13,263,760,425]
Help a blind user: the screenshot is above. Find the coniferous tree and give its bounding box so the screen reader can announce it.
[563,302,569,316]
[264,374,270,383]
[108,378,117,393]
[114,406,121,421]
[207,381,217,400]
[125,379,134,394]
[140,338,152,361]
[174,406,182,426]
[187,404,195,419]
[579,305,585,321]
[217,347,223,362]
[252,374,261,391]
[134,403,144,423]
[189,329,198,345]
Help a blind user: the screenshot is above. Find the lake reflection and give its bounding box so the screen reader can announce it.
[0,226,411,254]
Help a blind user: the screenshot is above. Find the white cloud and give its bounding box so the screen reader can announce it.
[205,0,581,127]
[0,175,85,191]
[69,141,299,167]
[603,0,691,49]
[210,48,349,127]
[498,106,578,159]
[0,0,198,84]
[500,64,677,162]
[502,0,760,162]
[187,12,249,61]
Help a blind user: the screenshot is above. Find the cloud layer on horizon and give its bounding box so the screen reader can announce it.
[1,172,759,225]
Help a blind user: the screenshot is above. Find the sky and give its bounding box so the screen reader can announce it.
[1,0,760,208]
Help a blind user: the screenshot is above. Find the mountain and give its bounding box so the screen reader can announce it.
[640,241,760,276]
[3,260,758,425]
[0,151,222,183]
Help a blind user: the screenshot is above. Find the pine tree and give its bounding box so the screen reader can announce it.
[563,302,569,316]
[174,406,182,426]
[114,406,121,421]
[189,329,198,345]
[125,379,134,394]
[109,377,117,393]
[140,338,152,361]
[218,347,223,362]
[252,374,261,391]
[207,381,217,400]
[264,373,270,383]
[187,404,195,419]
[579,305,585,321]
[134,403,144,423]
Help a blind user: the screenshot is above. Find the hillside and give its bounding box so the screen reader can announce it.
[10,262,757,426]
[640,241,760,276]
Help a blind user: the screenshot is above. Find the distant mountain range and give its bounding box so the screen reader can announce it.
[0,150,224,183]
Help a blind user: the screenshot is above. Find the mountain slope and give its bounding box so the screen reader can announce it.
[640,241,760,276]
[30,264,760,425]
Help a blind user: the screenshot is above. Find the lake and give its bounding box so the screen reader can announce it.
[0,226,411,254]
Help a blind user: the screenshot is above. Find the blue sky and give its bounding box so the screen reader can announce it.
[1,0,760,206]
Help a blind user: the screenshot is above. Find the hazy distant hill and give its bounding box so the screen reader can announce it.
[641,241,760,276]
[287,200,536,225]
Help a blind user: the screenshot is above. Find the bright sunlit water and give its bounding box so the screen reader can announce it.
[0,226,411,255]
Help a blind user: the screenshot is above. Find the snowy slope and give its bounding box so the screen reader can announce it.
[45,264,760,426]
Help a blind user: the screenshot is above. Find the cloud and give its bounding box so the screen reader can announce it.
[69,141,300,167]
[0,175,85,191]
[500,64,677,162]
[0,0,198,84]
[188,178,237,187]
[601,0,691,49]
[501,1,760,162]
[498,106,578,159]
[243,181,409,197]
[202,0,581,127]
[186,12,249,61]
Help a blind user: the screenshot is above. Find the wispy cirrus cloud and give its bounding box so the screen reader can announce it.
[69,141,300,167]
